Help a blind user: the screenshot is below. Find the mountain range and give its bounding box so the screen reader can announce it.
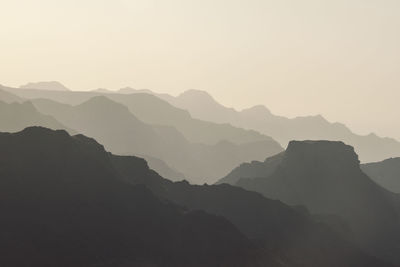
[1,81,400,266]
[0,100,71,134]
[2,85,273,145]
[156,89,400,163]
[6,83,400,164]
[219,141,400,264]
[0,126,393,267]
[0,127,260,267]
[0,95,281,184]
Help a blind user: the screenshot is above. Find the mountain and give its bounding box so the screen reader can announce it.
[0,126,264,267]
[31,96,282,183]
[362,158,400,193]
[0,101,72,133]
[118,86,153,94]
[0,86,24,103]
[159,89,400,163]
[221,141,400,264]
[92,88,112,93]
[20,81,70,91]
[217,152,284,185]
[141,154,187,182]
[110,142,394,267]
[4,86,276,146]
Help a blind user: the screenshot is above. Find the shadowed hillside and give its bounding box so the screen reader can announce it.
[0,127,392,266]
[0,127,267,267]
[362,158,400,193]
[221,141,400,264]
[110,142,395,267]
[0,101,72,133]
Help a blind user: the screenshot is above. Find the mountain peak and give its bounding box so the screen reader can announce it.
[119,87,152,94]
[19,81,70,91]
[285,140,360,168]
[242,105,272,115]
[17,126,70,139]
[76,96,133,117]
[178,89,216,102]
[78,95,123,109]
[93,88,112,93]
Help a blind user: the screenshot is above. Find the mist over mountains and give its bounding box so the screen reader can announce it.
[1,81,399,266]
[156,89,400,163]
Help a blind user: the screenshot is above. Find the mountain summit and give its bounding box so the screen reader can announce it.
[221,140,400,264]
[20,81,70,91]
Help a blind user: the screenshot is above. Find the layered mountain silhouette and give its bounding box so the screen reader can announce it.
[141,154,187,181]
[29,96,281,183]
[0,86,24,103]
[219,141,400,264]
[0,127,262,267]
[157,89,400,163]
[0,127,392,267]
[362,158,400,193]
[0,101,71,133]
[20,81,70,91]
[7,84,400,163]
[5,85,275,145]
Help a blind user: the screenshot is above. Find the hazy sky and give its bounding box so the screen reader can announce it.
[1,0,399,139]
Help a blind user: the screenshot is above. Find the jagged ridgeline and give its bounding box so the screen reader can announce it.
[0,86,283,184]
[0,127,393,267]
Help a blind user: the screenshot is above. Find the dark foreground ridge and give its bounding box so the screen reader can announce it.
[0,128,394,266]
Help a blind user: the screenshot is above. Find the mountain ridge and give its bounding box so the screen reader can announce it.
[156,89,400,162]
[221,140,400,264]
[30,96,282,183]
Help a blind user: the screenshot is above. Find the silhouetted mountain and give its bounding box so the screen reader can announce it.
[0,86,24,103]
[362,158,400,193]
[141,154,187,182]
[31,96,281,183]
[0,127,264,267]
[20,81,70,91]
[224,141,400,264]
[217,152,284,185]
[159,89,400,162]
[2,127,391,266]
[161,89,238,123]
[110,145,394,267]
[0,101,72,133]
[4,86,277,145]
[118,86,152,94]
[92,88,112,93]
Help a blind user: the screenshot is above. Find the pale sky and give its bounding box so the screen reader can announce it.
[1,0,399,139]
